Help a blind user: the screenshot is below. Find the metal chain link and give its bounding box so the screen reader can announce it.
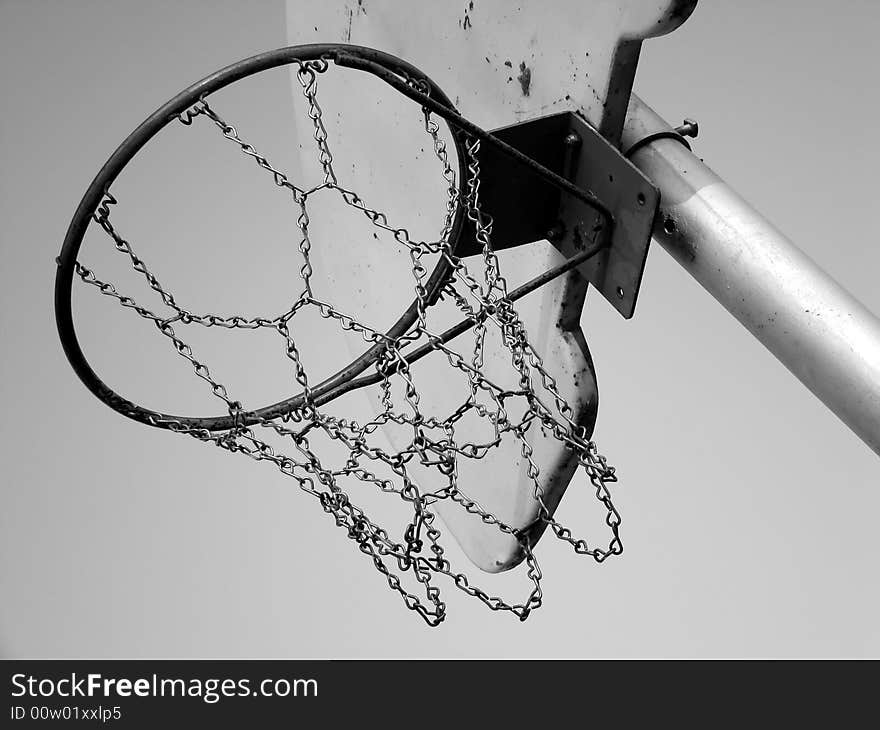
[75,59,621,626]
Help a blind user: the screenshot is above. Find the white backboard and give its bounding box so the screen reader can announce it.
[285,0,697,570]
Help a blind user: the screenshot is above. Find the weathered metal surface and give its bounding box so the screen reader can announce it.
[623,93,880,456]
[456,111,659,318]
[560,113,659,318]
[285,0,697,571]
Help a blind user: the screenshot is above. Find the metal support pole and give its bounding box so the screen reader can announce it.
[622,93,880,456]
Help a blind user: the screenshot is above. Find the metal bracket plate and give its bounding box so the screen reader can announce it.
[458,111,660,318]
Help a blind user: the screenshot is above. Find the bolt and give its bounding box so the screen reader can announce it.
[545,223,566,242]
[563,132,581,148]
[674,118,699,139]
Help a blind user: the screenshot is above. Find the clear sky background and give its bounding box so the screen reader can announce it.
[1,1,878,657]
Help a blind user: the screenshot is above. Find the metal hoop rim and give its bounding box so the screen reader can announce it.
[54,43,470,432]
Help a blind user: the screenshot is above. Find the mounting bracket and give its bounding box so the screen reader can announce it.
[458,111,660,318]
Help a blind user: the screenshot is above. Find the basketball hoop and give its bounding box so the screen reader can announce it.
[55,45,640,625]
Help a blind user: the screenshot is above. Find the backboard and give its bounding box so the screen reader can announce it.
[284,0,698,571]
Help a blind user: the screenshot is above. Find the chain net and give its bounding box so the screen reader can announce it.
[74,59,622,626]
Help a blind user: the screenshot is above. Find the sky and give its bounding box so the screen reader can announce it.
[1,0,878,657]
